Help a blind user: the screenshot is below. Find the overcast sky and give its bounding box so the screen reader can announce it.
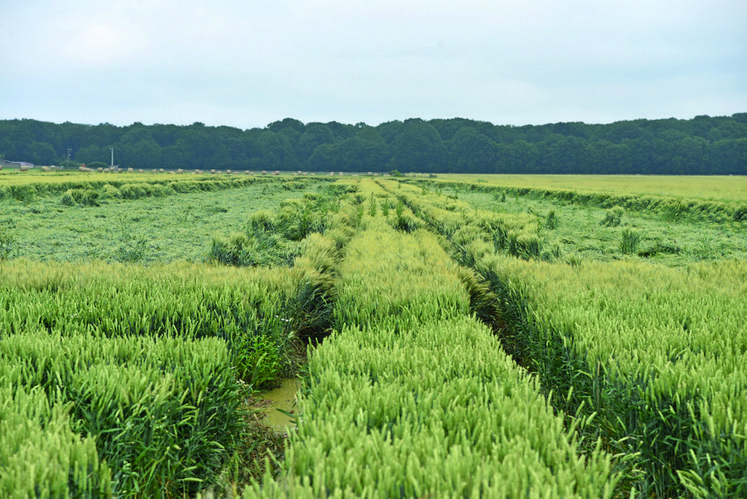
[2,0,745,130]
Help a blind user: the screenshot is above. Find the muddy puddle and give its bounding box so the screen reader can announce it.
[257,378,301,429]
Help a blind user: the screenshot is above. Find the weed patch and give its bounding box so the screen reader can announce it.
[600,206,624,227]
[619,228,641,255]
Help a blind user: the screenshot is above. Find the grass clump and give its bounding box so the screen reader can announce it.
[0,385,112,497]
[116,235,148,263]
[545,209,559,230]
[61,188,100,207]
[209,187,347,268]
[507,229,542,259]
[209,232,269,267]
[209,225,300,268]
[0,225,15,260]
[286,233,342,344]
[234,334,284,391]
[600,206,625,227]
[619,228,641,255]
[392,199,420,233]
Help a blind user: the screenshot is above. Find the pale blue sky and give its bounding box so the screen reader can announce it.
[2,0,745,128]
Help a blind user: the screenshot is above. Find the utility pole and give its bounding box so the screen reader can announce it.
[66,147,72,169]
[110,147,114,168]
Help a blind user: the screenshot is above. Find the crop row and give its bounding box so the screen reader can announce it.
[0,170,330,203]
[386,178,747,496]
[0,330,241,497]
[0,260,298,496]
[2,174,742,496]
[0,180,366,496]
[408,177,747,223]
[248,207,616,497]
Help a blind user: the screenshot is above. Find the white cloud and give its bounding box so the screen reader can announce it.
[63,24,143,66]
[1,0,745,127]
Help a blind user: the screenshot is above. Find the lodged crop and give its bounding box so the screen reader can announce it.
[1,171,745,496]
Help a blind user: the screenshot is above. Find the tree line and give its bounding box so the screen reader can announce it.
[1,114,745,175]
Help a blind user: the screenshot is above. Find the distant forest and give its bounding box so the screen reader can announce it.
[1,114,746,174]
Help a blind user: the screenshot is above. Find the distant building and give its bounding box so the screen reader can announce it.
[0,160,34,169]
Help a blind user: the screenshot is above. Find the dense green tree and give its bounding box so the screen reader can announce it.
[376,120,405,144]
[307,143,337,172]
[76,144,108,165]
[324,121,356,142]
[0,114,745,173]
[26,141,58,165]
[297,123,335,163]
[258,131,299,170]
[672,136,708,174]
[500,140,539,173]
[448,127,501,173]
[120,138,162,169]
[431,118,480,142]
[389,121,446,172]
[267,118,304,134]
[709,138,747,174]
[337,134,389,172]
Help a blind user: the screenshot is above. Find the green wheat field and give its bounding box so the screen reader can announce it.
[1,170,746,497]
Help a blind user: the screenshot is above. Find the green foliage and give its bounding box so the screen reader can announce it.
[1,174,335,263]
[234,333,284,391]
[392,212,418,233]
[458,267,502,328]
[321,182,358,197]
[4,115,747,174]
[380,199,390,216]
[439,176,747,225]
[99,183,122,200]
[287,234,344,343]
[251,319,615,497]
[334,217,469,330]
[60,190,76,206]
[251,212,616,495]
[3,174,747,496]
[5,184,37,202]
[391,198,419,233]
[545,209,559,229]
[120,182,173,199]
[209,232,258,266]
[619,228,641,254]
[0,259,311,493]
[637,240,681,257]
[465,256,747,496]
[507,229,542,259]
[662,199,692,222]
[208,188,347,268]
[394,197,404,218]
[368,193,377,217]
[247,210,276,232]
[0,331,245,497]
[288,270,337,342]
[371,177,747,495]
[277,201,327,241]
[116,234,148,262]
[0,259,296,372]
[61,187,100,206]
[600,205,624,227]
[0,225,15,259]
[0,385,112,497]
